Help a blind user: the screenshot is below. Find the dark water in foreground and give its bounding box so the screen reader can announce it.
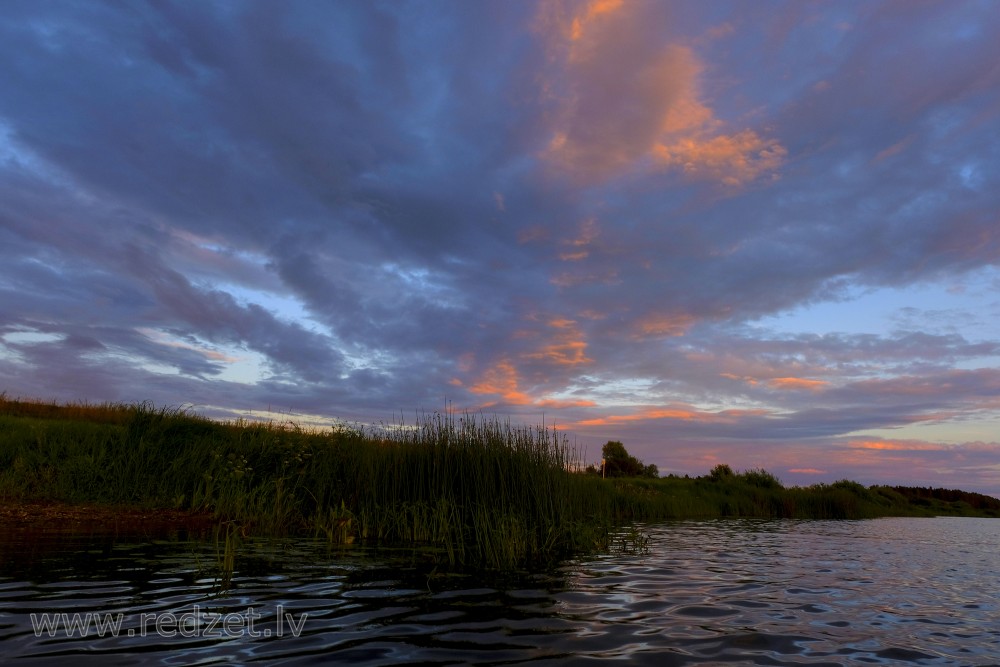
[1,517,998,665]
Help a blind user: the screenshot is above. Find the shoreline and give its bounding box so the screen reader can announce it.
[1,498,994,541]
[2,398,998,569]
[0,499,218,535]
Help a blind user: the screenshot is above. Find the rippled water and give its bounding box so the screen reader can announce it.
[1,518,998,665]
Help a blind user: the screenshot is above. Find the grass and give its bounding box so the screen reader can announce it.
[1,396,997,570]
[0,396,616,569]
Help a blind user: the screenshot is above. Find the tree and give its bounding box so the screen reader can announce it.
[601,441,658,478]
[708,463,734,482]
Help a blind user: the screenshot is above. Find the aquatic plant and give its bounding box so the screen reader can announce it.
[0,398,616,568]
[2,396,996,571]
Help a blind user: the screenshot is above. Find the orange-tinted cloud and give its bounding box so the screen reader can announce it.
[847,439,949,452]
[558,218,600,261]
[832,438,961,469]
[721,373,760,386]
[463,355,597,410]
[768,377,829,391]
[140,328,239,363]
[873,135,915,163]
[569,0,623,42]
[788,468,826,474]
[719,376,830,391]
[634,312,698,339]
[577,408,697,427]
[535,0,784,186]
[537,398,597,408]
[652,130,786,187]
[467,359,534,406]
[575,405,771,427]
[524,316,594,366]
[527,340,592,366]
[720,374,829,391]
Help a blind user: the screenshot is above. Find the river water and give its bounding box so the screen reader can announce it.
[1,517,997,665]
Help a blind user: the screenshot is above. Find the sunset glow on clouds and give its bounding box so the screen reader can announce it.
[2,1,1000,494]
[536,0,784,186]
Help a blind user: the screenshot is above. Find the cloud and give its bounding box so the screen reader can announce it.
[537,398,597,409]
[138,328,241,364]
[534,0,784,185]
[522,316,594,368]
[847,439,950,452]
[632,313,699,339]
[467,359,535,407]
[461,355,598,411]
[652,129,786,186]
[767,377,829,391]
[558,218,600,261]
[2,1,1000,496]
[574,405,771,428]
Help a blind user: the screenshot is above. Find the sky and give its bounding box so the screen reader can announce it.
[2,1,1000,495]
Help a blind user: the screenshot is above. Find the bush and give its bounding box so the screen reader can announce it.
[740,468,783,490]
[708,463,734,482]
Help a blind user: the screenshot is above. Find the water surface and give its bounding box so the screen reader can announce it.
[1,517,997,665]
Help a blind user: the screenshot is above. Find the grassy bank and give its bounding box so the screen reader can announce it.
[1,397,997,569]
[604,470,1000,521]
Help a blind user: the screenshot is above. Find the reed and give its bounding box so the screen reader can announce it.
[2,396,996,570]
[0,398,616,568]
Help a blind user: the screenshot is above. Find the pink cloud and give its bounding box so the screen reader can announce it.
[872,135,915,163]
[847,439,952,452]
[573,404,772,428]
[534,1,784,186]
[558,218,601,261]
[767,377,829,391]
[522,316,594,367]
[536,398,597,408]
[719,373,830,391]
[652,130,786,186]
[467,359,535,406]
[139,328,240,363]
[632,312,698,339]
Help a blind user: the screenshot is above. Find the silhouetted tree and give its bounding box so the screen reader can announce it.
[708,463,734,482]
[601,441,657,478]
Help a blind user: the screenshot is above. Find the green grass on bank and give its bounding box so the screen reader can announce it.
[1,396,997,569]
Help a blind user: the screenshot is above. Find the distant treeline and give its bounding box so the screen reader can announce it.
[889,486,1000,513]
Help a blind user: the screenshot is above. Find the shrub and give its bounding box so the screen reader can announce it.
[740,468,783,490]
[708,463,734,482]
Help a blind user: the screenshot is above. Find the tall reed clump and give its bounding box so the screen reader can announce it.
[0,398,616,569]
[298,414,615,569]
